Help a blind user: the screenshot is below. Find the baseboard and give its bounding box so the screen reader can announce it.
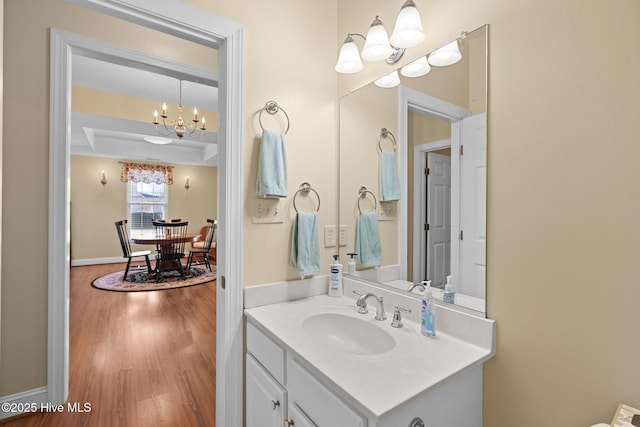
[0,387,48,420]
[71,257,124,266]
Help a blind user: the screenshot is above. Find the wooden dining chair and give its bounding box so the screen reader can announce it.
[186,219,217,272]
[152,220,190,282]
[114,219,153,281]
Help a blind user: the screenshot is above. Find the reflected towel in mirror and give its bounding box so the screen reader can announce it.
[256,129,288,197]
[356,211,382,267]
[290,212,320,278]
[379,151,400,201]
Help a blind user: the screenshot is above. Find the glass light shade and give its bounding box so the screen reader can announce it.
[361,18,393,62]
[428,40,462,66]
[400,56,431,77]
[374,70,401,88]
[335,36,364,74]
[389,1,426,48]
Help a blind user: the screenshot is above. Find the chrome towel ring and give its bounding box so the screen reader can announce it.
[357,186,378,213]
[293,182,320,213]
[377,127,397,153]
[259,100,290,134]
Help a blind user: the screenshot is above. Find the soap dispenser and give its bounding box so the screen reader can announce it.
[443,275,455,304]
[346,253,357,275]
[328,255,343,297]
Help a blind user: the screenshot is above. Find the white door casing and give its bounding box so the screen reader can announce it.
[51,1,244,426]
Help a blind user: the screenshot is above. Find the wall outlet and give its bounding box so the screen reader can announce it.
[324,225,336,247]
[339,225,347,247]
[252,198,284,224]
[378,202,396,221]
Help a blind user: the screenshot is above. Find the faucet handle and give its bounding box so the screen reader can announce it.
[352,290,368,314]
[391,305,411,328]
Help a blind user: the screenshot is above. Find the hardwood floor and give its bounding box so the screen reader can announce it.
[3,262,216,427]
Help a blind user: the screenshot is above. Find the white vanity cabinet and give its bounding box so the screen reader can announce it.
[246,320,367,427]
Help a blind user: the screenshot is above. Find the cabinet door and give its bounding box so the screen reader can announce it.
[246,354,286,427]
[286,403,317,427]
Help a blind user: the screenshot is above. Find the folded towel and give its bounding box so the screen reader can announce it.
[256,129,288,198]
[290,212,320,278]
[355,211,382,267]
[379,151,400,202]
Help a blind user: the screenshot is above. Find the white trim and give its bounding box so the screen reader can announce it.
[51,3,244,426]
[397,86,470,281]
[0,387,48,420]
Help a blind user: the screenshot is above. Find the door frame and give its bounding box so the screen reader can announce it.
[49,1,244,426]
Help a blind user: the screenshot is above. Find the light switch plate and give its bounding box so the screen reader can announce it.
[252,198,284,224]
[338,225,347,246]
[324,225,336,247]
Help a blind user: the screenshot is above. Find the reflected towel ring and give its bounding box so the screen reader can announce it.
[293,182,321,213]
[357,186,378,213]
[259,101,290,134]
[377,128,397,153]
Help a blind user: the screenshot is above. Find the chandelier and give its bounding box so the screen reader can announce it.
[152,80,206,139]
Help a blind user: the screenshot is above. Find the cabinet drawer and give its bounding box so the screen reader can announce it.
[288,357,366,427]
[246,321,285,383]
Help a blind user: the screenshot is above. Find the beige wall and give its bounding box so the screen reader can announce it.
[70,156,217,260]
[339,0,640,426]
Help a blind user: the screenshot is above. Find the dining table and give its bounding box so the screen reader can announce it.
[132,233,201,279]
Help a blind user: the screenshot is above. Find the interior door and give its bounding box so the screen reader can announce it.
[426,152,452,287]
[460,113,487,298]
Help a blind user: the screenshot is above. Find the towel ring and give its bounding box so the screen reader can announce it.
[357,186,378,213]
[293,182,321,213]
[259,101,290,134]
[377,128,397,153]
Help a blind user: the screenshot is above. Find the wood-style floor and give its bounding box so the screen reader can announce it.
[3,262,216,427]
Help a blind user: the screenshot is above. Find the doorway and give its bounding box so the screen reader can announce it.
[48,3,244,426]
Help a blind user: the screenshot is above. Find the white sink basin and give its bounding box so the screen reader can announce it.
[302,312,395,355]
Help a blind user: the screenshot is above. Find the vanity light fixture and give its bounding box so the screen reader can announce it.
[400,56,431,77]
[153,80,206,139]
[100,170,107,185]
[335,0,425,74]
[374,70,401,88]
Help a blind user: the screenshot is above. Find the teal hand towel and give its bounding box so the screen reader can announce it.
[256,129,288,198]
[379,151,400,202]
[290,212,320,278]
[356,211,382,267]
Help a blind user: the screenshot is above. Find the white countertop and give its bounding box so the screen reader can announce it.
[245,294,495,418]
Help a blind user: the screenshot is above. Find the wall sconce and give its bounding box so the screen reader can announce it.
[185,176,190,189]
[335,0,425,74]
[100,170,107,185]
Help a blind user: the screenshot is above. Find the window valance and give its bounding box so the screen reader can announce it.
[120,162,174,185]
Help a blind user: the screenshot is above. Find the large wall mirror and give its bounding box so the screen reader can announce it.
[339,25,488,314]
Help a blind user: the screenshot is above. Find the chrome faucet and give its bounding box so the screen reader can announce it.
[407,283,425,293]
[353,290,386,321]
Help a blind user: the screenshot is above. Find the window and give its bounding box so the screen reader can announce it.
[127,181,168,238]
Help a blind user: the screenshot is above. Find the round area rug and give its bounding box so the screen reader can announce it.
[92,265,216,292]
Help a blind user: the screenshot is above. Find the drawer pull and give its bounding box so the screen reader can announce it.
[284,419,294,427]
[271,400,280,410]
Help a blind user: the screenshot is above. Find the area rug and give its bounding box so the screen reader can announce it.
[92,265,216,292]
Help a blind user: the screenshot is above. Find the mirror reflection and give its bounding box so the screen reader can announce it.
[339,25,488,313]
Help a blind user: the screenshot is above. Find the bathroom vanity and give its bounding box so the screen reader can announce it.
[244,283,495,427]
